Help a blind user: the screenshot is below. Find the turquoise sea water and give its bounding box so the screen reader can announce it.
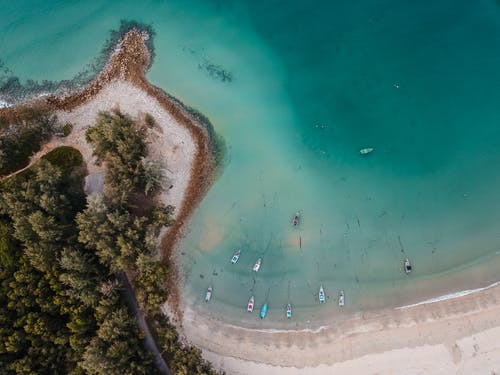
[2,0,500,326]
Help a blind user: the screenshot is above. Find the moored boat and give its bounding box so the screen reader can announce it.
[252,257,262,272]
[247,296,254,312]
[359,147,374,155]
[404,258,412,274]
[338,290,344,307]
[319,285,326,303]
[292,212,300,227]
[205,286,213,302]
[260,303,268,319]
[286,303,292,319]
[230,250,241,264]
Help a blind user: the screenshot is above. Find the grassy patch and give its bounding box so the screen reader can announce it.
[144,113,155,128]
[0,105,56,176]
[60,122,73,137]
[42,146,83,174]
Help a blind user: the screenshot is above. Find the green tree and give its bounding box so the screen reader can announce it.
[0,104,57,175]
[0,220,17,271]
[59,247,104,308]
[0,148,92,374]
[1,104,220,374]
[80,306,157,375]
[139,157,165,196]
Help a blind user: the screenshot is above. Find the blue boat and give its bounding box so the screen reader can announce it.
[260,303,268,319]
[230,250,241,264]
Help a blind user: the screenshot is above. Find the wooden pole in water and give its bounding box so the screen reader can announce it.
[299,236,302,249]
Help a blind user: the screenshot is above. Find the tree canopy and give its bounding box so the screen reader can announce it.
[0,109,221,375]
[0,105,57,176]
[0,148,157,375]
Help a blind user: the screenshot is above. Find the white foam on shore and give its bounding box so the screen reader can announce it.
[395,280,500,310]
[223,322,331,334]
[0,92,50,109]
[0,99,11,108]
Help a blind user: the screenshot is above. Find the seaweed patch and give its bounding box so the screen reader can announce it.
[198,58,233,82]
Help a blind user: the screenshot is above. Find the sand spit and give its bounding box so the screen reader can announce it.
[0,29,216,256]
[0,29,217,318]
[44,30,216,248]
[3,28,500,375]
[54,80,196,212]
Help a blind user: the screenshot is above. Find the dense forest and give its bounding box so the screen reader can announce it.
[0,105,57,175]
[0,109,220,374]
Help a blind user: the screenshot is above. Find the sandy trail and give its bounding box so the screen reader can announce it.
[4,28,500,375]
[1,29,213,374]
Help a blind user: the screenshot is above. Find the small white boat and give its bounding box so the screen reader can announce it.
[319,285,326,303]
[286,303,292,319]
[292,212,300,227]
[247,296,254,312]
[230,250,241,264]
[404,258,412,274]
[252,258,262,272]
[338,290,345,307]
[205,286,213,302]
[359,147,374,155]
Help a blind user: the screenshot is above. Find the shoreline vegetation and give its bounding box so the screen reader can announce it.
[0,21,156,107]
[1,21,500,375]
[0,145,162,374]
[1,25,221,374]
[0,25,221,317]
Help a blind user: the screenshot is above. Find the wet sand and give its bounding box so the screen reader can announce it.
[0,29,217,317]
[3,28,500,375]
[177,281,500,374]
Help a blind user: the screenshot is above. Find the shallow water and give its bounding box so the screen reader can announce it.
[2,0,500,325]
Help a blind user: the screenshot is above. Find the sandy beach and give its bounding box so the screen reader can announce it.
[54,80,196,216]
[176,281,500,374]
[3,27,500,375]
[0,29,216,318]
[0,29,216,256]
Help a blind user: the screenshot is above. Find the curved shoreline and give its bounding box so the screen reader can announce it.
[44,29,218,254]
[173,255,500,373]
[179,280,500,373]
[3,27,500,374]
[0,29,218,317]
[395,279,500,310]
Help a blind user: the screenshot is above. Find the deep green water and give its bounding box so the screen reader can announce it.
[2,0,500,327]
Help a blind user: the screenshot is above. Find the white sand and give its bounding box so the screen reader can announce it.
[175,281,500,374]
[52,80,195,216]
[203,329,500,375]
[15,52,498,373]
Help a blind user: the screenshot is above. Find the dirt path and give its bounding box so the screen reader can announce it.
[119,273,172,375]
[0,147,49,182]
[1,29,218,373]
[0,141,90,183]
[2,154,171,375]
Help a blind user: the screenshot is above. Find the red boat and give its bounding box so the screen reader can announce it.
[247,296,254,312]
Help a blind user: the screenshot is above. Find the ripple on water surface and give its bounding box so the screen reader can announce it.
[2,0,500,325]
